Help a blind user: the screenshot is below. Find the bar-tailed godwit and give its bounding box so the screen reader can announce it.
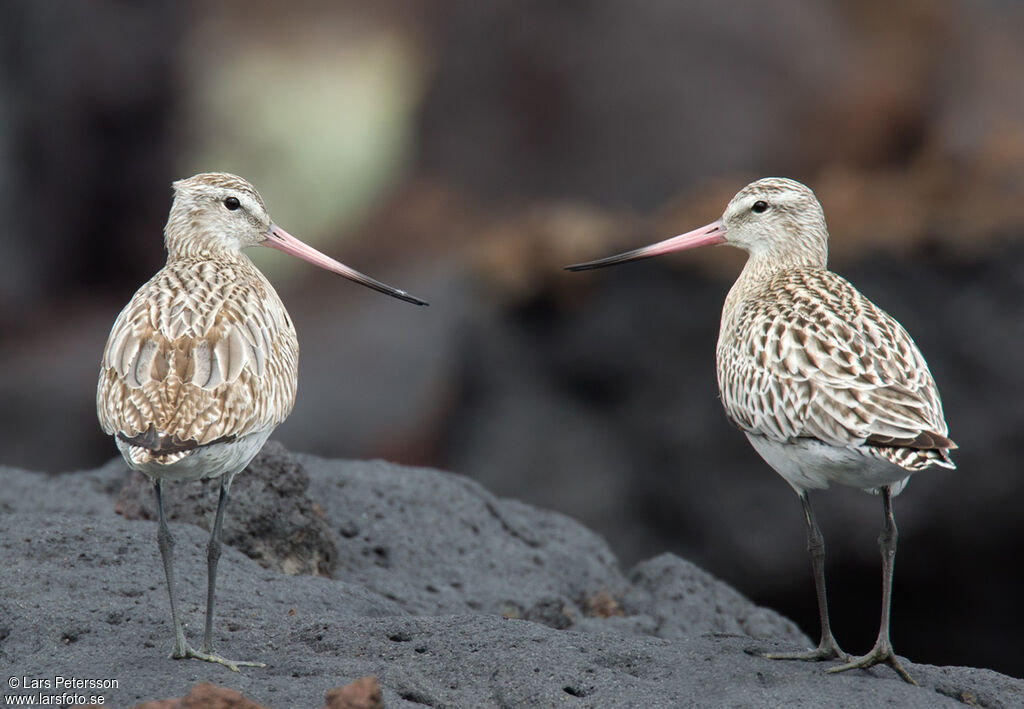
[566,177,955,684]
[97,172,427,670]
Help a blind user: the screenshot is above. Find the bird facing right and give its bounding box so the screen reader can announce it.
[566,177,956,685]
[97,172,427,670]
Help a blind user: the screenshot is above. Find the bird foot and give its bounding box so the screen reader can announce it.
[825,642,916,685]
[765,636,848,663]
[170,643,266,672]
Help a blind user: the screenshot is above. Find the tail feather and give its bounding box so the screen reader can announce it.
[866,430,957,451]
[869,444,956,471]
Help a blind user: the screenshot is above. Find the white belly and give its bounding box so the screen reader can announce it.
[117,428,273,486]
[745,433,912,495]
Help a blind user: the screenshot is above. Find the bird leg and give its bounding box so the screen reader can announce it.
[765,491,848,662]
[154,480,190,658]
[827,486,916,684]
[191,479,265,671]
[202,481,228,654]
[153,479,263,671]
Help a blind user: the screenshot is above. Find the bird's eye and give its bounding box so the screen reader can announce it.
[752,200,768,214]
[223,196,241,211]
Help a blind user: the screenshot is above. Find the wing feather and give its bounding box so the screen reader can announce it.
[718,269,954,465]
[97,256,298,449]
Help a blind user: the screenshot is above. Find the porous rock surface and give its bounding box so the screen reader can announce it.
[0,443,1020,708]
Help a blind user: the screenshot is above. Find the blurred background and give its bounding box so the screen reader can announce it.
[2,0,1023,677]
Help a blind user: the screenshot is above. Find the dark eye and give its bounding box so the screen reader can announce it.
[751,200,768,214]
[223,196,241,211]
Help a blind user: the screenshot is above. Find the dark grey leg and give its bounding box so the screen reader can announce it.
[827,486,916,684]
[766,491,848,662]
[153,478,264,671]
[155,479,189,658]
[202,481,229,654]
[184,477,265,671]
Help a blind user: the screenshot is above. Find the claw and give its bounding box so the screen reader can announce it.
[765,642,849,663]
[170,643,266,672]
[826,643,916,685]
[765,634,849,663]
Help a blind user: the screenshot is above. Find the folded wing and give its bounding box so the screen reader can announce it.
[97,259,298,454]
[718,269,955,470]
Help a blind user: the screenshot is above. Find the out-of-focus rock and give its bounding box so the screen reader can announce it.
[322,676,383,709]
[0,0,183,315]
[418,0,848,208]
[129,683,269,709]
[417,0,1024,224]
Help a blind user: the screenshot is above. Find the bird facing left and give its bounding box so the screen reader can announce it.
[96,171,428,670]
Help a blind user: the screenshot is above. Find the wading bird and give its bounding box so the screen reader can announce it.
[566,177,955,684]
[97,172,427,669]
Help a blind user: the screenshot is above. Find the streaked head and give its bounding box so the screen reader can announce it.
[720,178,827,264]
[165,172,427,305]
[167,172,272,253]
[565,177,828,272]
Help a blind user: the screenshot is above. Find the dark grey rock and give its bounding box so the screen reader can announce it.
[114,441,338,577]
[301,453,628,621]
[619,553,810,644]
[1,448,1021,708]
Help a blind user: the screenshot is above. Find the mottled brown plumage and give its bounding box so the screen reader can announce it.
[567,177,955,684]
[97,172,425,670]
[98,249,297,471]
[718,267,954,480]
